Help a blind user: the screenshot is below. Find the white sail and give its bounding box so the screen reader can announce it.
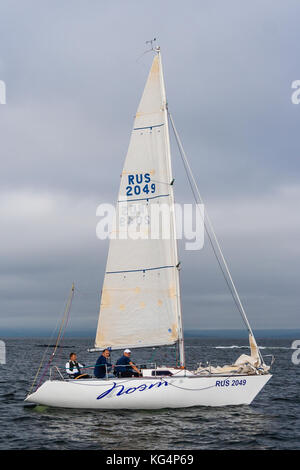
[95,52,183,352]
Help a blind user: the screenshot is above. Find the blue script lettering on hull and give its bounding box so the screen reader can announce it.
[96,380,168,400]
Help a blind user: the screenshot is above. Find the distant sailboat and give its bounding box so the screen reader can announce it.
[25,46,272,409]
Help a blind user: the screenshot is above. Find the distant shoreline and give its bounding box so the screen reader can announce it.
[2,329,300,339]
[184,329,300,339]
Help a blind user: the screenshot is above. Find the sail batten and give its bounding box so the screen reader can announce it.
[133,123,164,131]
[106,265,176,275]
[95,52,183,353]
[118,194,170,203]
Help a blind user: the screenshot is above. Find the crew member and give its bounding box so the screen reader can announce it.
[65,352,89,379]
[115,349,141,377]
[94,348,113,379]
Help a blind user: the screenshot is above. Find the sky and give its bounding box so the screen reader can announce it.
[0,0,299,337]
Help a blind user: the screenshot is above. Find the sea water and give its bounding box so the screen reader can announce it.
[0,336,299,450]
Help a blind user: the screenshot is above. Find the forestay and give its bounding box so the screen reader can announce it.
[95,53,182,351]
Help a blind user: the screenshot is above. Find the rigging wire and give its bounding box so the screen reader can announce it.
[168,110,263,364]
[50,285,74,367]
[28,284,75,394]
[27,298,69,396]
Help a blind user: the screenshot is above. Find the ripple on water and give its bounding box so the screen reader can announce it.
[0,337,299,450]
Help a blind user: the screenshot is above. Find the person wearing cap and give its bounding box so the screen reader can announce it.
[114,349,141,377]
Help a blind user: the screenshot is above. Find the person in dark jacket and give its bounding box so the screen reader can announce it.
[114,349,141,377]
[94,349,113,378]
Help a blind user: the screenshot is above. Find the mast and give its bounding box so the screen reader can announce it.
[157,48,185,367]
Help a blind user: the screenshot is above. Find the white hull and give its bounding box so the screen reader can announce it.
[25,374,271,409]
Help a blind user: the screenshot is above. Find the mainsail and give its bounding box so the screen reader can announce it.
[95,51,184,358]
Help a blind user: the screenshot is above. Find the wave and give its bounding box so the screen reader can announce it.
[214,345,295,350]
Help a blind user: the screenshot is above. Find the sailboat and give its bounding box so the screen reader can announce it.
[25,46,272,409]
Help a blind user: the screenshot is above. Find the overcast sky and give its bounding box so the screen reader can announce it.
[0,0,299,337]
